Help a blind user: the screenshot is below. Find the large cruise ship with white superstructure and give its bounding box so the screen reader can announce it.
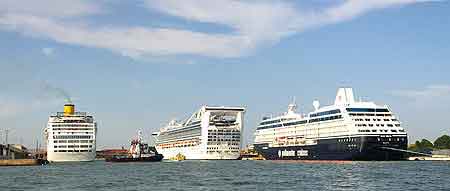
[153,106,245,160]
[253,88,408,160]
[44,103,97,162]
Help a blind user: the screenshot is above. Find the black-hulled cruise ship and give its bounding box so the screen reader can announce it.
[253,88,408,161]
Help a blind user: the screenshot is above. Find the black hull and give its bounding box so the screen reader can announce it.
[254,135,408,161]
[106,154,164,162]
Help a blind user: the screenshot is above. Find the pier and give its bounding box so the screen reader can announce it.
[0,159,48,166]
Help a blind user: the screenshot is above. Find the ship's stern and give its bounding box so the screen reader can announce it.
[354,135,408,161]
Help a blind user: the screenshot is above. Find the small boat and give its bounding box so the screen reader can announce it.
[239,153,266,160]
[106,131,163,162]
[169,153,186,161]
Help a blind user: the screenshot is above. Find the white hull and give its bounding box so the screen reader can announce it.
[47,152,96,162]
[157,146,240,160]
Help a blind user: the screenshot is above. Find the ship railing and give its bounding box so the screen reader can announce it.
[56,112,88,117]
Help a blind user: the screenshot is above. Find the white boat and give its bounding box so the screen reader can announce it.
[153,106,245,160]
[44,103,97,162]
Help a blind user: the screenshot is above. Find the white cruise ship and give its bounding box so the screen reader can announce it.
[253,88,408,160]
[153,106,245,160]
[44,103,97,162]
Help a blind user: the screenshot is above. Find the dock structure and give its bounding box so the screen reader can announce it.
[0,144,49,166]
[0,144,30,160]
[0,159,48,166]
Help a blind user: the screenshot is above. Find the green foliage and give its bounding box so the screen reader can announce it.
[434,135,450,149]
[419,139,434,148]
[409,139,434,152]
[408,135,450,152]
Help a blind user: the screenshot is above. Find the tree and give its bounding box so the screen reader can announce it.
[419,139,434,148]
[409,139,434,153]
[413,139,433,149]
[434,135,450,149]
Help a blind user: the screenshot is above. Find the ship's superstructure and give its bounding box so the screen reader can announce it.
[44,103,97,162]
[154,106,245,160]
[254,88,408,160]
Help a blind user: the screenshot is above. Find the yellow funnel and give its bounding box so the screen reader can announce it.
[64,104,75,116]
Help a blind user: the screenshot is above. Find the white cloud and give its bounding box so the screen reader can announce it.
[0,0,101,18]
[0,0,443,59]
[392,85,450,102]
[146,0,300,42]
[0,14,247,58]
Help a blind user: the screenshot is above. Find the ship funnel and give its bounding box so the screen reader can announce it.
[287,97,297,114]
[334,88,355,106]
[63,103,75,116]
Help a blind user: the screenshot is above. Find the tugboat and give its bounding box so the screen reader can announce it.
[106,131,163,162]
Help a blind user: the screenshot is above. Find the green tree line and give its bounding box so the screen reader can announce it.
[408,135,450,152]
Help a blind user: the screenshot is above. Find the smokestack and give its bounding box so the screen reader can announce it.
[64,103,75,116]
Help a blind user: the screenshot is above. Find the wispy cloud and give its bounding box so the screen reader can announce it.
[0,0,442,59]
[392,85,450,103]
[0,0,101,18]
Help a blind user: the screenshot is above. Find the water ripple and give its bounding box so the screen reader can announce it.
[0,161,449,191]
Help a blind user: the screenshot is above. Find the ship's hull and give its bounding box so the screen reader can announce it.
[47,152,96,162]
[254,135,408,161]
[157,145,240,160]
[105,154,163,162]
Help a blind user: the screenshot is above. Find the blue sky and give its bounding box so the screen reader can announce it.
[0,0,449,148]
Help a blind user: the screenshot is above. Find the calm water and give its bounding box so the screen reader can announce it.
[1,160,449,191]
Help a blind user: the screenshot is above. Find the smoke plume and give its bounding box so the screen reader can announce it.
[41,82,72,103]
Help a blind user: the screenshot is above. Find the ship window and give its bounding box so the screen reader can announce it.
[346,108,389,112]
[347,108,374,112]
[310,109,341,118]
[372,130,377,132]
